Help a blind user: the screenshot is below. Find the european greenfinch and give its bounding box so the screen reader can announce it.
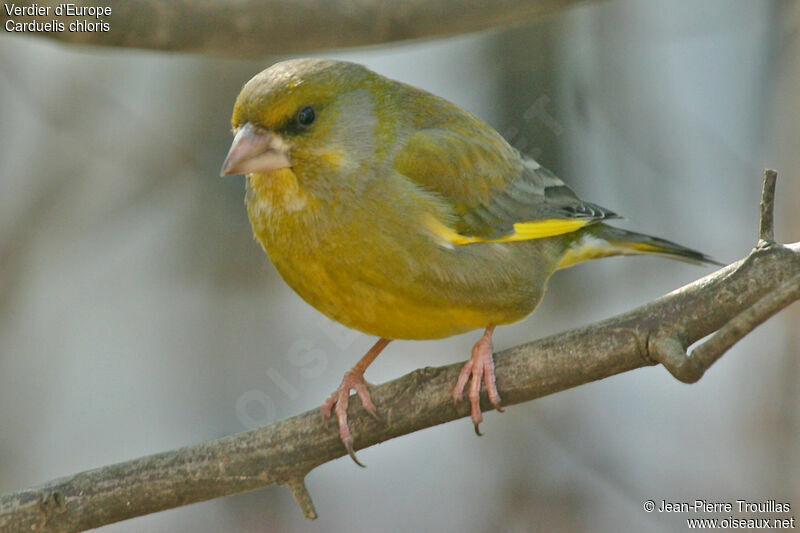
[221,58,715,464]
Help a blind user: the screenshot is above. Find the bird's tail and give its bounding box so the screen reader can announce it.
[556,224,721,270]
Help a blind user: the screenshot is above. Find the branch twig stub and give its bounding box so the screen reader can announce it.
[759,169,777,243]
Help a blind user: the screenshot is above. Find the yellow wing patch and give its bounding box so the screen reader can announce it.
[426,216,590,246]
[507,219,592,240]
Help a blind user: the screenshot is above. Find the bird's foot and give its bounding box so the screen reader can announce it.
[321,369,378,467]
[452,325,503,435]
[321,338,390,467]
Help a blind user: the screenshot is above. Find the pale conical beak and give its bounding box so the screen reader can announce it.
[220,123,291,176]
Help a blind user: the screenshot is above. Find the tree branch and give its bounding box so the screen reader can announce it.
[1,0,593,58]
[1,170,798,532]
[650,272,800,383]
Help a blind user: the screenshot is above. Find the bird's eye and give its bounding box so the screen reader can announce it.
[296,106,315,127]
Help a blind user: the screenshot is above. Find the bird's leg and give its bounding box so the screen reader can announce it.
[321,337,391,466]
[453,325,503,435]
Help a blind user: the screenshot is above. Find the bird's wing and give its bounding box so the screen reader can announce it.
[393,128,619,244]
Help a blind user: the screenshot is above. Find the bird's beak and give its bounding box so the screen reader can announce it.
[220,123,291,176]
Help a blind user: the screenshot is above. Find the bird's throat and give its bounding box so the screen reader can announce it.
[247,168,307,211]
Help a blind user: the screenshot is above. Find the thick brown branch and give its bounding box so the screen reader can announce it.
[1,240,798,532]
[1,0,592,58]
[1,172,798,531]
[651,271,800,383]
[693,273,800,365]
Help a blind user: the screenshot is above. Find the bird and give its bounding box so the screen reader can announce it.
[221,58,716,465]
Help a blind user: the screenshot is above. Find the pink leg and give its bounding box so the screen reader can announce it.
[321,338,391,466]
[452,326,503,435]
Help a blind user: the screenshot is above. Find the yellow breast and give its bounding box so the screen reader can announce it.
[244,169,551,340]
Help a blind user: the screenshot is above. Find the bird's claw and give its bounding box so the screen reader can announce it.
[453,326,502,434]
[320,369,376,467]
[344,439,366,468]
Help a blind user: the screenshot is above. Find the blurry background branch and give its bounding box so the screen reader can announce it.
[1,171,798,531]
[1,0,594,58]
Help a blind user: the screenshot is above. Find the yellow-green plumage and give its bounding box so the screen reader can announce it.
[230,58,714,341]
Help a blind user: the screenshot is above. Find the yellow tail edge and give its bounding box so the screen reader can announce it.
[556,225,721,270]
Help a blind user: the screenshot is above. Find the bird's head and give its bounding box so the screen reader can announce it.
[221,58,386,189]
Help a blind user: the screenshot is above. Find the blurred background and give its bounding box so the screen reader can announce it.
[1,0,798,531]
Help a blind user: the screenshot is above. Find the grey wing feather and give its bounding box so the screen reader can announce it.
[458,158,620,239]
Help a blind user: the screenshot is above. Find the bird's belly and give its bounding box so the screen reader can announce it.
[266,238,552,340]
[246,174,560,340]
